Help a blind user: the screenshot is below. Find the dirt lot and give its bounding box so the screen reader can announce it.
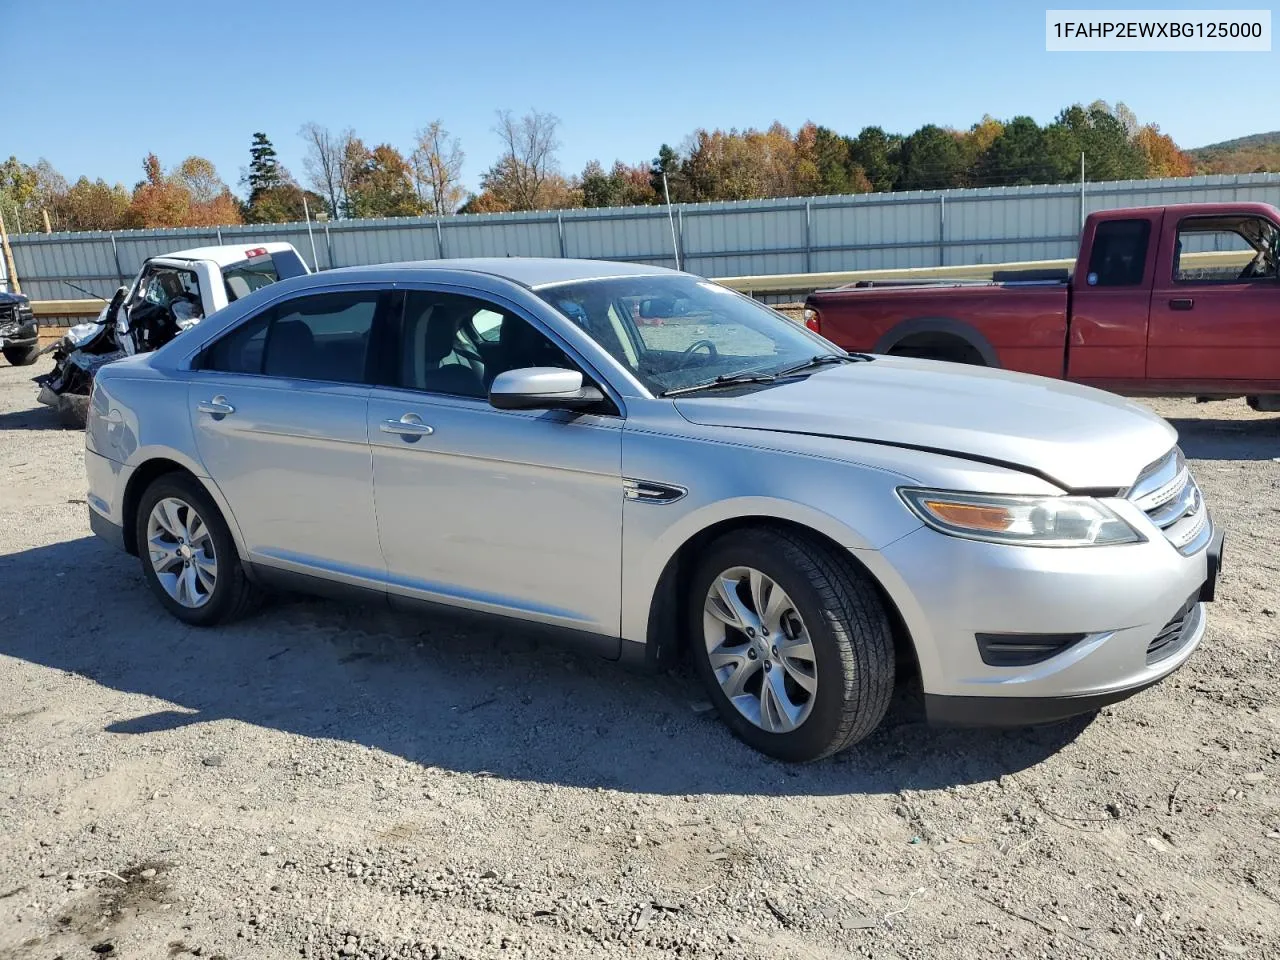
[1,356,1278,960]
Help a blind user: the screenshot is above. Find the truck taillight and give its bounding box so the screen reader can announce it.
[802,306,821,333]
[244,247,268,259]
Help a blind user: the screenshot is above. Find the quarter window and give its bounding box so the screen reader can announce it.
[1173,215,1279,283]
[1086,219,1150,287]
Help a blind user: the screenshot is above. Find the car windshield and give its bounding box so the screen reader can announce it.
[534,275,838,395]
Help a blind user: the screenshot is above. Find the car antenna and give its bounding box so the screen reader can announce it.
[62,279,109,303]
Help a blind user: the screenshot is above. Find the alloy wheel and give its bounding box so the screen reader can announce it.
[146,497,218,608]
[702,566,818,733]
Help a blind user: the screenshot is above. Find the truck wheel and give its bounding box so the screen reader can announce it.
[689,526,896,762]
[134,473,264,626]
[2,344,40,366]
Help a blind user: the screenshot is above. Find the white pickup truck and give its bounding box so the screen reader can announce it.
[112,242,311,353]
[37,242,310,423]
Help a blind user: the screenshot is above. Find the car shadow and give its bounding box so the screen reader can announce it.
[0,535,1091,797]
[0,403,69,431]
[1168,415,1280,462]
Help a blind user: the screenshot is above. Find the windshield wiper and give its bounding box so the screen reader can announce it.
[660,372,779,397]
[773,352,869,379]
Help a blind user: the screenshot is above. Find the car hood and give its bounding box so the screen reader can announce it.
[0,291,30,307]
[672,356,1176,491]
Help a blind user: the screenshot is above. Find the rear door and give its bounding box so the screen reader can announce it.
[188,287,388,587]
[1066,213,1159,385]
[1147,212,1280,388]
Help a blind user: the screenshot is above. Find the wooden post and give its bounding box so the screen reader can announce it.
[42,208,52,234]
[0,208,20,295]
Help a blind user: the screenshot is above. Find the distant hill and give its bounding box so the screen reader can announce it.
[1187,131,1280,174]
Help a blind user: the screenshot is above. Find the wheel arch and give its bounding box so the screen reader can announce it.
[121,457,245,559]
[873,316,999,367]
[636,514,919,682]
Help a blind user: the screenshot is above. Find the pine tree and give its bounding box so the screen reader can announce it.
[247,133,283,199]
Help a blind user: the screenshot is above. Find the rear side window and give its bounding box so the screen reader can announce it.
[203,311,270,373]
[263,292,378,382]
[1086,219,1150,287]
[201,291,379,384]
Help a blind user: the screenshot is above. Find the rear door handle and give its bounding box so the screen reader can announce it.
[197,396,235,416]
[380,414,434,439]
[1169,298,1195,311]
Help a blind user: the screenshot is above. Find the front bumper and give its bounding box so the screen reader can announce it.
[857,519,1220,722]
[0,318,38,347]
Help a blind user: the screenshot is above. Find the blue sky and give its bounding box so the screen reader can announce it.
[7,0,1276,197]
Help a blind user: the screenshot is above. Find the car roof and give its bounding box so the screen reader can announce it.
[329,257,679,289]
[151,242,298,266]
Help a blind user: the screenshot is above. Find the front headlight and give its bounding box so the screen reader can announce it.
[898,488,1143,547]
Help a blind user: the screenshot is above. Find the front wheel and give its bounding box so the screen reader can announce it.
[134,473,263,626]
[689,526,896,762]
[3,343,40,366]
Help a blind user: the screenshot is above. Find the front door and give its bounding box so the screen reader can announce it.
[368,288,624,640]
[1147,211,1280,388]
[189,288,386,586]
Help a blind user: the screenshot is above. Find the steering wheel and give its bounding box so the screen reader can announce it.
[1238,257,1264,280]
[681,339,719,361]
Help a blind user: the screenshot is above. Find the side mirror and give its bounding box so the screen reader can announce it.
[488,367,604,411]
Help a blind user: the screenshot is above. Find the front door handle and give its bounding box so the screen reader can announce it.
[380,414,434,439]
[197,396,235,417]
[1169,298,1195,311]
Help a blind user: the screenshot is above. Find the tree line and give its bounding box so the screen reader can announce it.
[0,101,1210,233]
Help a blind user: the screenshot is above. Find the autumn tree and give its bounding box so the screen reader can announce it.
[175,156,241,225]
[1134,124,1192,178]
[580,160,654,207]
[411,121,466,215]
[125,154,191,228]
[347,144,423,218]
[480,110,563,211]
[0,157,68,232]
[52,177,131,231]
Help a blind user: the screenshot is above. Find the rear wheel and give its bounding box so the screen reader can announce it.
[134,473,263,626]
[2,343,40,366]
[689,526,896,762]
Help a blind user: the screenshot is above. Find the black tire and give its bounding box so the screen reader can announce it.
[3,343,40,366]
[688,526,896,762]
[134,472,263,626]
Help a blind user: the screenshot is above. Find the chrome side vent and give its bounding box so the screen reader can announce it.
[623,478,687,505]
[1128,448,1211,555]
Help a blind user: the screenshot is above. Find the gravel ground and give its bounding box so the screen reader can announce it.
[1,356,1278,960]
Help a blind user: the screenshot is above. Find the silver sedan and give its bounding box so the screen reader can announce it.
[84,259,1222,761]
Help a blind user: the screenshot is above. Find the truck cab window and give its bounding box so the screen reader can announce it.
[1087,220,1150,287]
[1174,216,1279,283]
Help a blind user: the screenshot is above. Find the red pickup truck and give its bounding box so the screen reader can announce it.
[803,201,1280,409]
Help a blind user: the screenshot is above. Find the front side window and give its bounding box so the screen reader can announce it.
[1174,216,1279,283]
[392,291,575,399]
[534,275,835,395]
[201,290,378,384]
[1086,219,1150,287]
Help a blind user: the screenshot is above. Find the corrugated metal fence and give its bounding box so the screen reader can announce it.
[4,173,1278,301]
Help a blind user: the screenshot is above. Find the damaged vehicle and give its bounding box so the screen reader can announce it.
[0,290,39,366]
[86,258,1222,762]
[37,243,308,425]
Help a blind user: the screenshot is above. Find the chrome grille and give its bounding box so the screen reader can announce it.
[1128,448,1210,555]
